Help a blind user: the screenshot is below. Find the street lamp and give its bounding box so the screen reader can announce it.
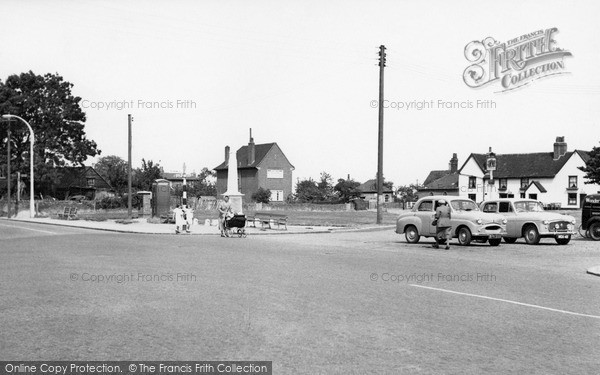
[2,114,35,218]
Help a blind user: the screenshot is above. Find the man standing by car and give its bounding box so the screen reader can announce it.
[434,199,452,250]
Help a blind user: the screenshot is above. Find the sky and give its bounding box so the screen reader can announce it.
[1,0,599,187]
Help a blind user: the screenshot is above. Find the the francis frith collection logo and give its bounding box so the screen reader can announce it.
[463,28,572,92]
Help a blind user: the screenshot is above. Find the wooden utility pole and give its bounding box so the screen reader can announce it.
[377,45,386,224]
[128,114,133,218]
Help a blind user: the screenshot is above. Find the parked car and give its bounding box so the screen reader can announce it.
[480,198,576,245]
[396,195,507,246]
[581,194,600,241]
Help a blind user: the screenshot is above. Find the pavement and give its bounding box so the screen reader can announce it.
[1,216,394,235]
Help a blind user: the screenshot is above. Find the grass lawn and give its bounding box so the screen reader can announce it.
[192,210,400,227]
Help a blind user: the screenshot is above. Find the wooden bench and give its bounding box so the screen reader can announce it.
[248,212,288,230]
[57,207,78,220]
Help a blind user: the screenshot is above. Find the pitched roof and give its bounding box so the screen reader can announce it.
[357,179,394,193]
[525,180,547,193]
[423,170,451,186]
[462,150,589,179]
[419,172,459,191]
[214,143,293,170]
[56,166,111,189]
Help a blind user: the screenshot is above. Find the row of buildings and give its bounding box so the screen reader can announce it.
[4,133,597,209]
[419,137,599,208]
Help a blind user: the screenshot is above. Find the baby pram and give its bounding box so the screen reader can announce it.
[224,214,247,238]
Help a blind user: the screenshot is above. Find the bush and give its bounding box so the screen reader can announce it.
[98,196,123,209]
[252,187,271,203]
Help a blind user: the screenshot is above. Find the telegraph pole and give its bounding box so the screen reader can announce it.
[128,114,133,218]
[377,45,386,224]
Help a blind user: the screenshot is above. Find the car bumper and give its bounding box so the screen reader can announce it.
[472,225,506,239]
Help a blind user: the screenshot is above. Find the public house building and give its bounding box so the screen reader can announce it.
[419,137,599,208]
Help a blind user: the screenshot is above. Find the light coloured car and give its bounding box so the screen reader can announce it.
[396,195,507,246]
[480,198,576,245]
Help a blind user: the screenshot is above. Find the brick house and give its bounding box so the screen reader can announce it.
[214,131,294,203]
[357,179,395,203]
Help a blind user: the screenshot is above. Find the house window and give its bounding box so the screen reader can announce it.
[271,190,284,202]
[499,178,507,190]
[468,193,477,201]
[568,193,577,206]
[267,169,284,179]
[520,178,529,189]
[468,177,476,189]
[520,193,525,198]
[568,176,577,189]
[529,193,537,200]
[87,178,95,187]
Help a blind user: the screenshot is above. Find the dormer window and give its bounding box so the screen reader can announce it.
[520,178,529,190]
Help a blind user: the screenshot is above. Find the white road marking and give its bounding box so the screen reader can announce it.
[0,223,57,235]
[411,284,600,320]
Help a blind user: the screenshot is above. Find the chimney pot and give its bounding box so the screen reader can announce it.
[553,136,567,160]
[225,146,230,163]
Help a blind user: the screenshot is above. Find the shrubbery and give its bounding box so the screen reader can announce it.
[252,187,271,203]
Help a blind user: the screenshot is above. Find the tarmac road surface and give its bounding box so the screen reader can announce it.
[1,221,599,374]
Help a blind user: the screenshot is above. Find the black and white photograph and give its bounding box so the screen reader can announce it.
[1,1,599,374]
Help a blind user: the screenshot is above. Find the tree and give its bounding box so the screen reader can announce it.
[251,187,271,203]
[94,155,128,195]
[396,183,421,202]
[295,178,322,202]
[579,143,600,185]
[195,167,217,196]
[317,171,335,201]
[334,178,361,203]
[0,71,100,195]
[134,159,163,191]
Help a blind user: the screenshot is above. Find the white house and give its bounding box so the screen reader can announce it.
[420,137,599,208]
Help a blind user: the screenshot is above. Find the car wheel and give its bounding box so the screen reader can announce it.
[504,237,518,244]
[405,225,420,243]
[489,238,501,246]
[457,227,472,246]
[523,225,540,245]
[590,222,600,241]
[555,235,571,245]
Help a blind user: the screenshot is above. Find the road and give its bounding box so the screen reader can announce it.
[1,221,599,374]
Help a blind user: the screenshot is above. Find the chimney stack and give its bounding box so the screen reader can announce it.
[449,153,458,173]
[553,136,567,160]
[225,145,230,164]
[248,128,256,165]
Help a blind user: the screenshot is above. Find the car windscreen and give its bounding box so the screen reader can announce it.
[514,201,544,212]
[450,200,479,211]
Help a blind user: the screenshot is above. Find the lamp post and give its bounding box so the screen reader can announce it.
[2,114,35,218]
